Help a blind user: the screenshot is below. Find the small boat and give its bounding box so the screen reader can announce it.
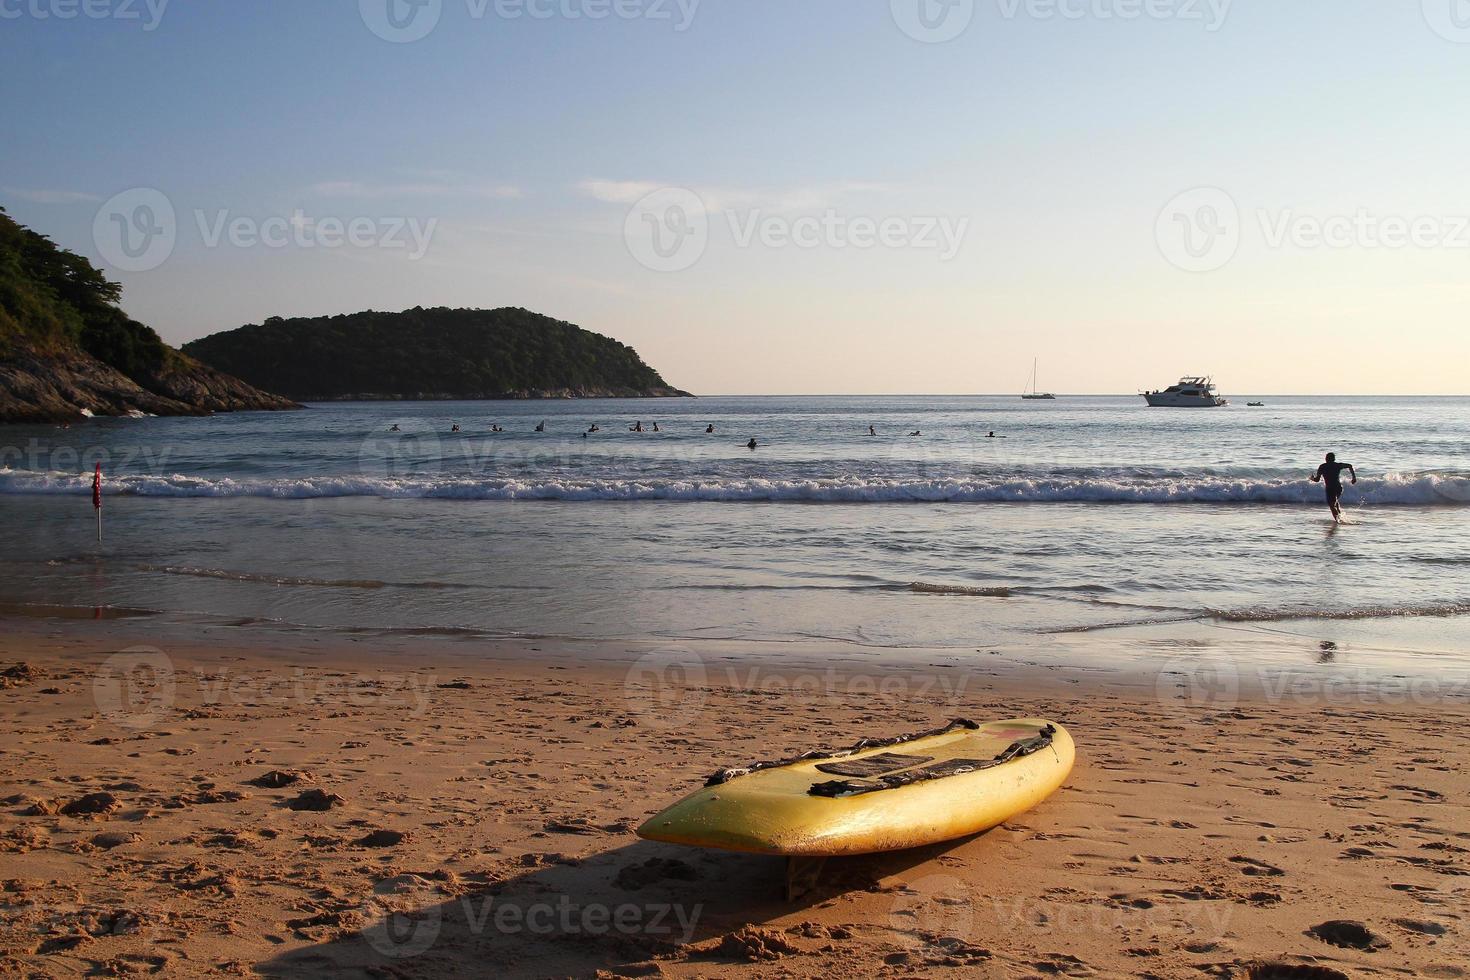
[1021,358,1055,400]
[1247,401,1265,407]
[1141,376,1228,408]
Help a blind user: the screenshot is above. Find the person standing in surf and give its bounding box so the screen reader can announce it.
[1310,452,1357,523]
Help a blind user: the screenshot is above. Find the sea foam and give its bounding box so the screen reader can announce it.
[2,468,1466,505]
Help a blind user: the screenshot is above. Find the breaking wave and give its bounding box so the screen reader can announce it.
[1209,599,1470,622]
[2,468,1467,505]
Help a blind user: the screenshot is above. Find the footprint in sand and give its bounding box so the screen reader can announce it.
[1307,919,1390,951]
[1230,855,1285,877]
[1391,917,1449,936]
[1244,964,1350,980]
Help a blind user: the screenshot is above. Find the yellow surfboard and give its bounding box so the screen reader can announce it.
[637,718,1074,857]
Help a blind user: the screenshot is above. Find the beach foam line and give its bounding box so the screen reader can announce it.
[909,582,1014,597]
[1209,599,1470,622]
[136,564,474,590]
[1053,597,1470,632]
[2,468,1467,505]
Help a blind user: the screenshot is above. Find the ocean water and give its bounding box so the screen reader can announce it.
[1,395,1467,659]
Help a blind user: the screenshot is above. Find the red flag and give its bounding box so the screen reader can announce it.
[93,463,102,510]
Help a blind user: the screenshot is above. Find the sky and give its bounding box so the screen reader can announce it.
[3,0,1469,395]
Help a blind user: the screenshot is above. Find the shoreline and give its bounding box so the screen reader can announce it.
[2,619,1465,977]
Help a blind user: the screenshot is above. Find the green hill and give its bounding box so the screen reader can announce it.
[182,308,691,401]
[0,208,298,423]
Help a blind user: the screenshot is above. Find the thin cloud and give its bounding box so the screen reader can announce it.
[309,179,523,200]
[577,178,900,212]
[576,179,668,205]
[3,187,102,205]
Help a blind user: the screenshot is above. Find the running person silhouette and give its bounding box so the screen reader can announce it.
[1310,452,1357,523]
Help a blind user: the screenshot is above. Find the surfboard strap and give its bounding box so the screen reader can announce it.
[704,719,980,787]
[807,725,1058,798]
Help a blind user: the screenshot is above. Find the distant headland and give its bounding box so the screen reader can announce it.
[182,307,693,402]
[0,210,298,424]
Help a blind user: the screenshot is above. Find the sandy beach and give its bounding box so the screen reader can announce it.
[1,619,1464,979]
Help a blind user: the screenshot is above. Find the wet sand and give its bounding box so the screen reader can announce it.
[0,621,1465,978]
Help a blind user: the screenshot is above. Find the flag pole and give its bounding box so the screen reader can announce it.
[93,463,102,543]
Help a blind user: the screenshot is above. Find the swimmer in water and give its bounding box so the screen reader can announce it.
[451,424,461,433]
[706,424,715,434]
[869,425,876,436]
[535,421,545,432]
[747,438,758,450]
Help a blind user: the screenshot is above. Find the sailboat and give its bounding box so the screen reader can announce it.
[1021,358,1056,400]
